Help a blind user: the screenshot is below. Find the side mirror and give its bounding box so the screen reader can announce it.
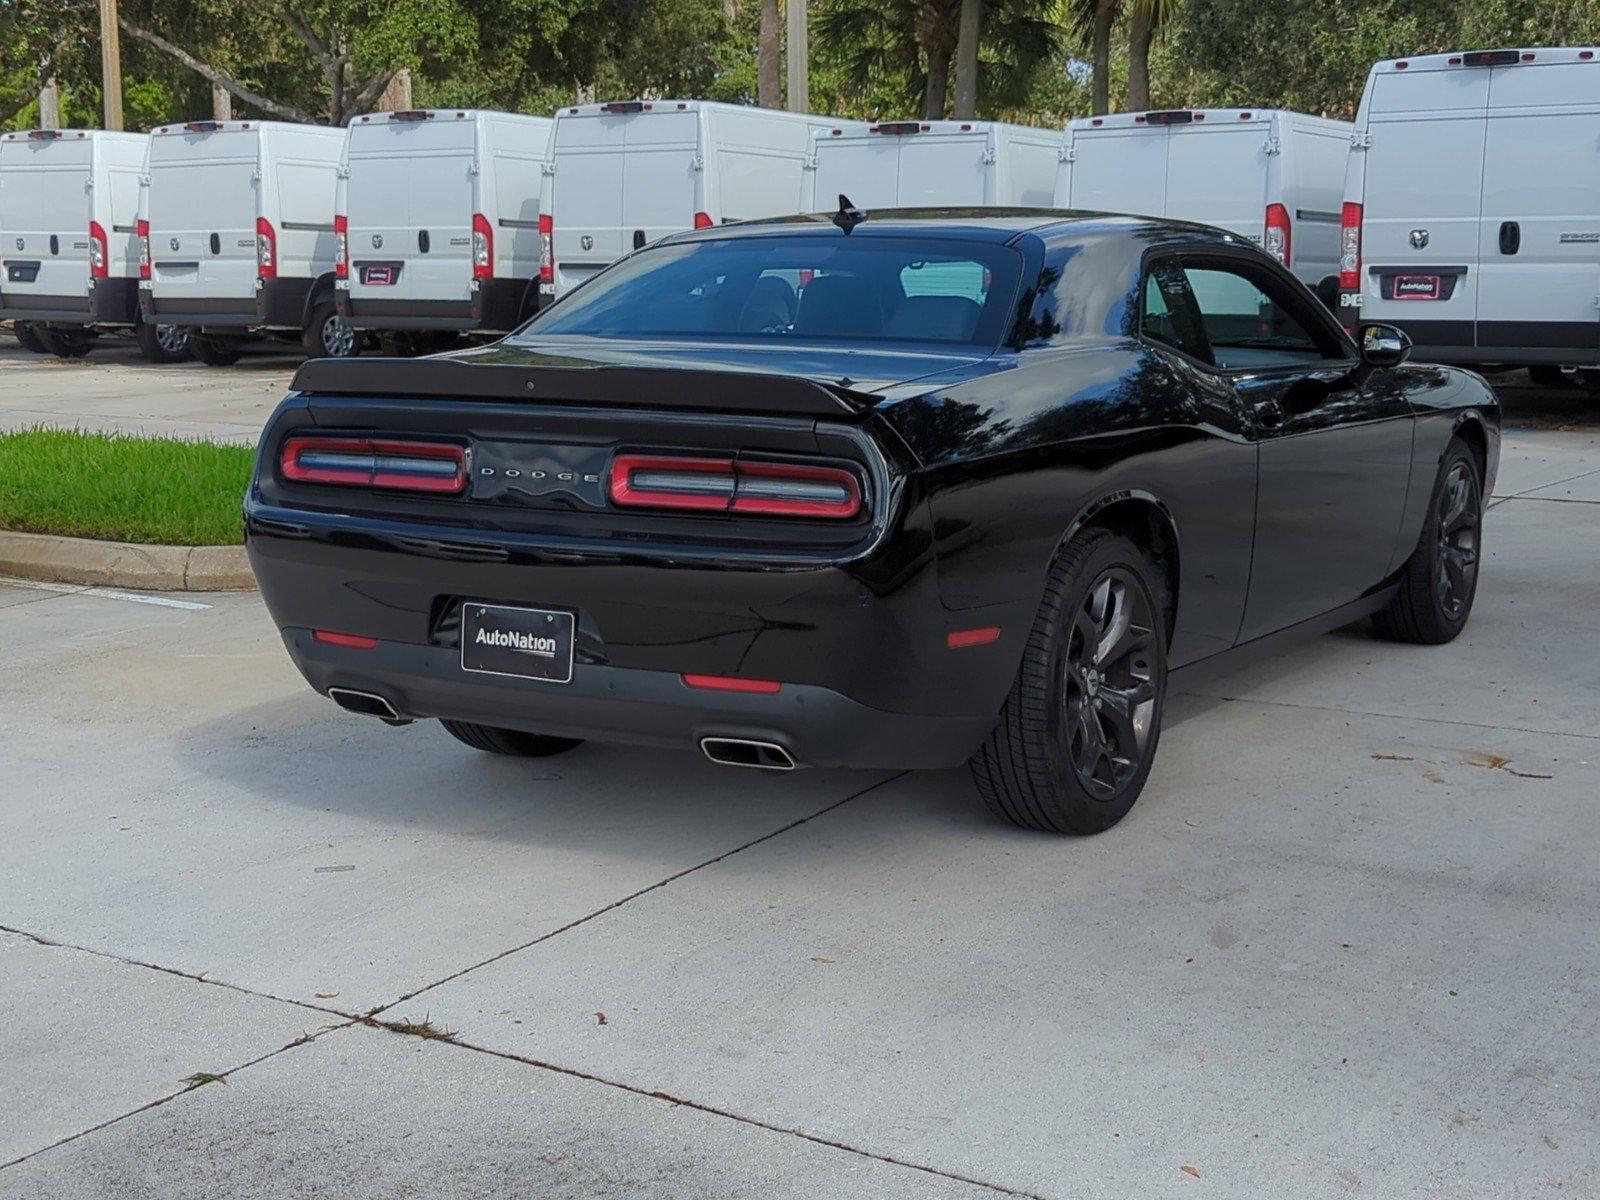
[1360,322,1412,370]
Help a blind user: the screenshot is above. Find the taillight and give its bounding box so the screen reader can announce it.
[88,220,108,278]
[279,436,467,494]
[609,454,862,519]
[256,217,277,279]
[693,211,714,230]
[538,212,553,283]
[333,214,348,280]
[1339,202,1363,291]
[472,212,493,279]
[136,219,150,280]
[1264,203,1291,267]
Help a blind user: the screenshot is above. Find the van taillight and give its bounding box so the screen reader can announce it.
[280,436,467,494]
[693,212,714,230]
[1264,203,1291,267]
[88,221,109,278]
[538,213,553,282]
[472,213,493,279]
[1339,202,1362,291]
[333,214,348,280]
[136,219,151,280]
[256,217,277,279]
[609,454,862,519]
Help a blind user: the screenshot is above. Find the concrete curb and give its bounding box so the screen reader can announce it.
[0,531,255,592]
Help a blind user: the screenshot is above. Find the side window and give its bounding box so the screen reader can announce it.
[1182,264,1339,370]
[1140,261,1211,363]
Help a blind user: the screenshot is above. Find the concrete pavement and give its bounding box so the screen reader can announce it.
[0,423,1596,1197]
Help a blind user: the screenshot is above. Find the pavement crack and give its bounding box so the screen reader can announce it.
[369,771,908,1016]
[1185,692,1597,743]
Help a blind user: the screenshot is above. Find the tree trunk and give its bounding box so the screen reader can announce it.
[924,42,952,119]
[377,68,412,112]
[38,78,61,129]
[1126,1,1152,112]
[1092,0,1115,114]
[758,0,781,107]
[952,0,981,119]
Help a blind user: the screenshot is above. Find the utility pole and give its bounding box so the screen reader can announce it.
[39,78,61,129]
[98,0,124,130]
[786,0,809,114]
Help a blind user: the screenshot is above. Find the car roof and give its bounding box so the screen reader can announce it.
[659,207,1238,249]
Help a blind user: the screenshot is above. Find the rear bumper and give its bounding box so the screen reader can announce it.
[279,627,993,770]
[0,278,138,327]
[142,277,314,331]
[339,278,533,333]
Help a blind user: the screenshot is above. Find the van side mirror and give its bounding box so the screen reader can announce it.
[1360,323,1411,369]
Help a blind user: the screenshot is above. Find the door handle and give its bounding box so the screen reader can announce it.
[418,229,430,254]
[1499,221,1520,255]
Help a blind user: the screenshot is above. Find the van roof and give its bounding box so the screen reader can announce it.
[0,129,144,145]
[816,119,1055,138]
[1068,108,1284,131]
[347,108,552,128]
[1369,46,1598,74]
[149,119,342,137]
[659,207,1241,247]
[554,99,837,124]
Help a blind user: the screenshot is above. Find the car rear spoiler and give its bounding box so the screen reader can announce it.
[290,356,877,418]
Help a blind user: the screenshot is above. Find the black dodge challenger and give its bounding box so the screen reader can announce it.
[246,209,1499,834]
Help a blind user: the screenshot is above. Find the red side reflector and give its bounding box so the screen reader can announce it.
[947,626,1001,649]
[280,436,468,494]
[682,674,782,695]
[313,630,379,649]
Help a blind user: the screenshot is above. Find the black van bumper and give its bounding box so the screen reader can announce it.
[0,278,138,327]
[338,278,534,334]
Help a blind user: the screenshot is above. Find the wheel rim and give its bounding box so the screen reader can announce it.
[1062,569,1158,801]
[1436,460,1480,620]
[321,314,355,356]
[156,325,187,354]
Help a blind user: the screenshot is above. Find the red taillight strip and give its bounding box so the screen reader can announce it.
[947,626,1001,649]
[280,436,467,494]
[682,673,782,694]
[313,630,379,649]
[610,454,863,520]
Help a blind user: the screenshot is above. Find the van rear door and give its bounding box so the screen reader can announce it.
[149,128,259,303]
[1477,59,1600,360]
[1357,67,1488,344]
[810,135,902,208]
[1162,121,1268,241]
[0,135,93,301]
[895,131,989,205]
[347,118,474,305]
[552,109,700,294]
[1063,126,1168,217]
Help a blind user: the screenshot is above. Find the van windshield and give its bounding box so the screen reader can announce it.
[519,234,1023,348]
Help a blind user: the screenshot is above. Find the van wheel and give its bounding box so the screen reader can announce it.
[14,322,47,353]
[440,720,584,758]
[188,335,243,367]
[305,303,358,358]
[1373,439,1482,645]
[134,320,191,364]
[969,529,1167,834]
[37,326,96,358]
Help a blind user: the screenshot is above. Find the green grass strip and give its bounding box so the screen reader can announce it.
[0,428,253,546]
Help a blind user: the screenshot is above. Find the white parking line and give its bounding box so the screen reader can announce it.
[0,577,212,611]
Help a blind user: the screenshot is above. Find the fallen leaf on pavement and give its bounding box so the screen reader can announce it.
[1463,751,1512,770]
[315,992,339,999]
[1179,1164,1200,1178]
[1371,753,1415,762]
[595,1012,608,1026]
[810,956,835,964]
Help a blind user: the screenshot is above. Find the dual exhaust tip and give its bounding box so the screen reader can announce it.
[329,689,798,770]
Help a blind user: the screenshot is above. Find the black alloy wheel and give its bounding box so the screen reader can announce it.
[1374,438,1483,645]
[1062,568,1160,800]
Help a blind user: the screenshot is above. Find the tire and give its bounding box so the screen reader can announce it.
[134,320,192,364]
[36,325,96,358]
[1373,438,1483,645]
[303,302,358,358]
[188,335,243,367]
[440,720,584,758]
[14,322,47,353]
[969,529,1168,835]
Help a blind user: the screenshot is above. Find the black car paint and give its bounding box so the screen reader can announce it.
[245,210,1501,769]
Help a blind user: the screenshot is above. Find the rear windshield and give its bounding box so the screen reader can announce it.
[519,234,1023,348]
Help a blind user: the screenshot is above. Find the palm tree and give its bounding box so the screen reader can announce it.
[1066,0,1119,115]
[758,0,781,106]
[1125,0,1180,111]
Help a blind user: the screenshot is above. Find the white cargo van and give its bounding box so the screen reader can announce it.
[1339,47,1600,385]
[1055,109,1353,302]
[142,119,350,365]
[546,100,857,298]
[336,109,554,350]
[799,120,1059,211]
[0,128,187,361]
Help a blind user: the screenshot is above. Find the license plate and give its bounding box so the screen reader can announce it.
[460,603,575,683]
[1394,274,1442,301]
[360,264,396,286]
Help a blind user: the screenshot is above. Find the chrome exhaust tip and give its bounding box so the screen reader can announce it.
[327,687,411,726]
[700,737,798,771]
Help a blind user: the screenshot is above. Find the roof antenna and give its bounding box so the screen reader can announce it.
[833,194,867,235]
